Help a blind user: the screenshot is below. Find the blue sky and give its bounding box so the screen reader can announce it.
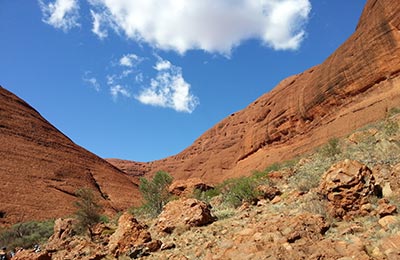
[0,0,366,162]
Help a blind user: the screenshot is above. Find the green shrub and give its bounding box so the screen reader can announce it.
[138,171,173,217]
[321,138,341,158]
[73,188,102,235]
[222,177,260,208]
[0,220,54,249]
[192,187,220,203]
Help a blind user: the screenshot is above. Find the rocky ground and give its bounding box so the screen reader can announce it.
[8,112,400,260]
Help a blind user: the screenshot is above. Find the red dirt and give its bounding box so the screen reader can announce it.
[109,0,400,183]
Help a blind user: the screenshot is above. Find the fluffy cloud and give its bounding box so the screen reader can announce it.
[38,0,80,31]
[136,58,199,113]
[110,85,131,100]
[88,0,311,54]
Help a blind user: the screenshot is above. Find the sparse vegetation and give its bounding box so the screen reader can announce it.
[192,187,220,204]
[384,118,399,136]
[137,171,174,217]
[220,177,260,208]
[0,220,54,249]
[73,188,102,235]
[321,137,341,158]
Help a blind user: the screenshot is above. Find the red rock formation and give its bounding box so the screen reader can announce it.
[0,87,141,225]
[110,0,400,183]
[318,160,375,219]
[156,198,215,233]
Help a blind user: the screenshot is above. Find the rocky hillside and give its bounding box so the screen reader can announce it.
[8,111,400,260]
[109,0,400,183]
[0,87,141,225]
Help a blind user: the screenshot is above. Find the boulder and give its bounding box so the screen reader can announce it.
[108,212,154,257]
[319,160,376,219]
[157,198,215,233]
[168,178,213,197]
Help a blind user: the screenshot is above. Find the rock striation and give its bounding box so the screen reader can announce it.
[0,87,141,225]
[110,0,400,183]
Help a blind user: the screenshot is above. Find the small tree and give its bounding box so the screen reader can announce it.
[74,188,102,236]
[139,171,173,217]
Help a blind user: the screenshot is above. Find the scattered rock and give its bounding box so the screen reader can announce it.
[108,212,152,257]
[377,198,397,218]
[168,178,213,197]
[378,216,399,229]
[161,242,176,251]
[257,185,281,200]
[157,198,215,233]
[281,213,330,243]
[12,250,51,260]
[319,160,375,219]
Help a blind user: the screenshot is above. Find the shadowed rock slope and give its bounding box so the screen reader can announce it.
[0,87,141,225]
[109,0,400,183]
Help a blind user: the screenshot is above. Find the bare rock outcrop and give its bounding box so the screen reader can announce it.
[319,160,375,219]
[157,198,215,233]
[108,212,157,257]
[168,178,213,197]
[46,218,76,252]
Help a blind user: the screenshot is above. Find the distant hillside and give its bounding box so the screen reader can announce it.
[109,0,400,183]
[0,87,141,225]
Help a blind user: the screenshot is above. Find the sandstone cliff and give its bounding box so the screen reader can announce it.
[0,87,141,225]
[109,0,400,183]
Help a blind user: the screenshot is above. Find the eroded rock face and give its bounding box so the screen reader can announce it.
[157,198,215,233]
[319,160,375,219]
[108,212,154,257]
[168,178,213,197]
[110,0,400,184]
[0,87,141,225]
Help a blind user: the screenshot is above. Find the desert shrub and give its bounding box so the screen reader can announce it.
[192,187,220,204]
[138,171,173,217]
[290,153,334,193]
[73,188,102,235]
[0,220,54,249]
[221,177,260,208]
[384,119,399,136]
[321,138,341,158]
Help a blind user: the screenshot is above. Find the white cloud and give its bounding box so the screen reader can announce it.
[38,0,80,31]
[136,59,199,113]
[88,0,311,54]
[110,85,131,100]
[90,10,107,39]
[154,60,171,71]
[119,54,142,68]
[83,72,100,91]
